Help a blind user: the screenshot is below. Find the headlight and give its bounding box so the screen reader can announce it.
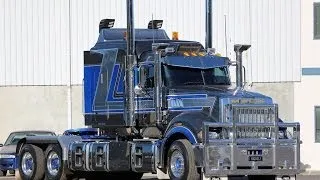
[0,154,15,159]
[278,131,285,139]
[208,127,221,139]
[209,131,220,139]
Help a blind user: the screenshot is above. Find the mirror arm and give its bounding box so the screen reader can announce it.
[242,65,246,88]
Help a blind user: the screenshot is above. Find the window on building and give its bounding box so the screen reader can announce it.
[315,106,320,142]
[315,3,320,39]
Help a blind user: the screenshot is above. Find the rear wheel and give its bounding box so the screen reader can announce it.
[18,144,45,180]
[167,139,200,180]
[44,144,77,180]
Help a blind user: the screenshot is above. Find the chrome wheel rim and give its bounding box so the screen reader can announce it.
[21,152,33,176]
[47,152,60,176]
[170,150,185,178]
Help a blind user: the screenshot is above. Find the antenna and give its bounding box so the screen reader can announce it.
[224,15,228,57]
[152,14,155,44]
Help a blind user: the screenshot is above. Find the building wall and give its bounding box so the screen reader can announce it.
[294,0,320,171]
[247,82,294,121]
[214,0,301,83]
[0,86,84,143]
[0,0,301,86]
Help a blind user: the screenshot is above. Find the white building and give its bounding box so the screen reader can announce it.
[0,0,319,172]
[294,0,320,172]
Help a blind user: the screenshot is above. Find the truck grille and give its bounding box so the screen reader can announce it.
[232,105,277,124]
[225,105,278,139]
[236,127,274,139]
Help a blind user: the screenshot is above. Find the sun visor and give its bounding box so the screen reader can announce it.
[97,28,170,42]
[162,55,230,69]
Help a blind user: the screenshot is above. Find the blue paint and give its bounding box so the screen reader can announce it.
[163,55,229,69]
[106,64,123,102]
[302,68,320,75]
[116,68,125,93]
[84,65,100,113]
[167,94,207,99]
[168,107,203,111]
[84,62,210,114]
[165,126,197,144]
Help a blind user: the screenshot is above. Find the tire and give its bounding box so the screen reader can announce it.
[18,144,45,180]
[0,170,7,176]
[44,144,75,180]
[167,139,200,180]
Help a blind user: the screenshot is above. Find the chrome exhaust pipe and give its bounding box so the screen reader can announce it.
[234,44,251,88]
[124,0,136,127]
[205,0,213,49]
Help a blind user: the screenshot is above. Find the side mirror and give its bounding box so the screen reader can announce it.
[0,144,3,147]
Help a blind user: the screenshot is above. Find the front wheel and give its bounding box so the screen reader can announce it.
[18,144,45,180]
[167,139,200,180]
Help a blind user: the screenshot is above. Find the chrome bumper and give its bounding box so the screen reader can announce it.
[201,122,301,177]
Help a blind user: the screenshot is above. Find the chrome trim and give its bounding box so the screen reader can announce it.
[105,142,110,171]
[170,150,185,178]
[85,142,91,171]
[21,152,33,177]
[46,152,60,176]
[202,122,301,177]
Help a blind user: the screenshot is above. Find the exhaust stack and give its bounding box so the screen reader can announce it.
[234,44,251,88]
[124,0,136,127]
[205,0,213,49]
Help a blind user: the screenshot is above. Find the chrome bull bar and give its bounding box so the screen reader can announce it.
[202,121,301,176]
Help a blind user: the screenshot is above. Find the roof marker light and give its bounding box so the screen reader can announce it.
[183,52,190,56]
[172,31,179,40]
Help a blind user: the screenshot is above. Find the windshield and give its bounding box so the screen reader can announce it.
[4,132,55,145]
[163,65,230,87]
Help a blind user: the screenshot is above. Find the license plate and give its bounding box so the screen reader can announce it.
[249,156,263,161]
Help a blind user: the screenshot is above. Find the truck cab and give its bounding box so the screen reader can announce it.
[82,20,301,180]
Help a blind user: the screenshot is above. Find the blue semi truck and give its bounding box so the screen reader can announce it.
[15,0,301,180]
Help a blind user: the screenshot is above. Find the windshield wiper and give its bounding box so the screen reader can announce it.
[183,82,204,85]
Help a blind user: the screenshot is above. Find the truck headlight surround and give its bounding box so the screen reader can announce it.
[209,131,220,139]
[208,127,221,139]
[0,154,15,159]
[278,130,285,139]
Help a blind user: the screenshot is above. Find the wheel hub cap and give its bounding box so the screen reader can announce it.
[47,152,60,176]
[170,150,185,178]
[21,152,33,176]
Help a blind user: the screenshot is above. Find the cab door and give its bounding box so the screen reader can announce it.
[135,63,156,126]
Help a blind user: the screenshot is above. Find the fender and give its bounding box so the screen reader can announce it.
[158,111,216,170]
[165,126,198,144]
[165,111,216,143]
[16,136,82,161]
